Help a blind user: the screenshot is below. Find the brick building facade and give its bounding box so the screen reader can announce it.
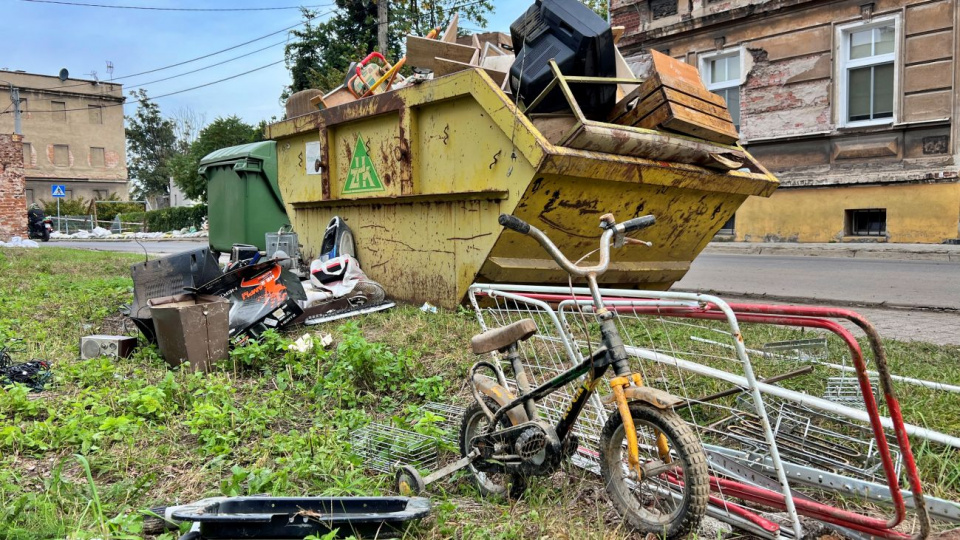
[0,133,27,239]
[613,0,960,243]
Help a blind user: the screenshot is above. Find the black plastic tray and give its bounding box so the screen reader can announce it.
[171,496,431,539]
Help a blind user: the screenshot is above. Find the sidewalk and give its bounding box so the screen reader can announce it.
[704,241,960,262]
[713,295,960,346]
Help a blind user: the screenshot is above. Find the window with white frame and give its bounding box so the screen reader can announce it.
[701,50,741,130]
[839,19,897,126]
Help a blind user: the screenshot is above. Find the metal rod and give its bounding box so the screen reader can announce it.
[687,366,814,405]
[626,345,960,449]
[707,444,960,523]
[700,335,960,394]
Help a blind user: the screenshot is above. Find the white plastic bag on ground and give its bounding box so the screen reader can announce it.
[302,255,386,309]
[1,237,39,248]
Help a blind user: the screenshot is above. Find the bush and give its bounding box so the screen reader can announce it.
[91,193,147,222]
[41,196,90,216]
[117,205,207,232]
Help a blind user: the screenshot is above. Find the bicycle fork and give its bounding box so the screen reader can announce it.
[600,311,672,481]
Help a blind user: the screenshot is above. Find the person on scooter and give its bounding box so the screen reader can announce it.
[27,203,50,241]
[27,203,43,227]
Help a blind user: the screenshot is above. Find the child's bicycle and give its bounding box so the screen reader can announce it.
[396,213,709,539]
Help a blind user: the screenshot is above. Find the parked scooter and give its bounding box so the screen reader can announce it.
[27,204,53,242]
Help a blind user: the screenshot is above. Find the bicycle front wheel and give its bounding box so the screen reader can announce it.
[599,403,709,539]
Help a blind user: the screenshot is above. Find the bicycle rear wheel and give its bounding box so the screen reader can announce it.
[599,403,709,539]
[459,397,526,499]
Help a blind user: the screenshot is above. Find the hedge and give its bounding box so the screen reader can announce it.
[118,205,207,232]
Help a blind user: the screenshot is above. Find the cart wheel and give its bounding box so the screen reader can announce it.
[395,465,426,496]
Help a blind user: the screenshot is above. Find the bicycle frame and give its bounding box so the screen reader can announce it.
[478,346,609,443]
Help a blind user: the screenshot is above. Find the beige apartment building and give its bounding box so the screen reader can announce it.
[613,0,960,244]
[0,69,127,205]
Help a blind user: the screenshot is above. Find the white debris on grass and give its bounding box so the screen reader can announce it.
[420,302,438,313]
[288,334,315,353]
[49,229,208,240]
[287,333,334,353]
[1,237,40,248]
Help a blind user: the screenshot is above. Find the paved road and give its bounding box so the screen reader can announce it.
[44,240,205,256]
[675,253,960,311]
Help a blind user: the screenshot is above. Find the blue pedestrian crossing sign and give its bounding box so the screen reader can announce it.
[51,185,66,198]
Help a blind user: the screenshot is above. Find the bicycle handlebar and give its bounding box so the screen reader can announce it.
[498,213,655,278]
[498,214,530,234]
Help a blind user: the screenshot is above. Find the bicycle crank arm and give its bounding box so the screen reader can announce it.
[423,449,480,486]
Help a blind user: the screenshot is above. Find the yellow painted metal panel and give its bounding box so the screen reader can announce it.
[414,97,519,195]
[276,131,325,210]
[329,114,403,199]
[481,173,745,290]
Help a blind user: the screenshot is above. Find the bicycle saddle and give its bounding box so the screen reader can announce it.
[471,319,538,355]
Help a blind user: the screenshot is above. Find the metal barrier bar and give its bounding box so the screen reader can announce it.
[469,284,934,539]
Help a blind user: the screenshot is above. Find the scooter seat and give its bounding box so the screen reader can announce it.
[471,319,538,355]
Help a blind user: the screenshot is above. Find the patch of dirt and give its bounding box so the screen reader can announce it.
[99,314,135,337]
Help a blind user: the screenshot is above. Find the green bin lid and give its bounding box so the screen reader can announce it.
[199,141,276,168]
[199,140,283,208]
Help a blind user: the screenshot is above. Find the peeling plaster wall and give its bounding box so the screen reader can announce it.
[740,50,832,140]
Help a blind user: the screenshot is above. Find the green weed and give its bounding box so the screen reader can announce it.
[1,247,958,539]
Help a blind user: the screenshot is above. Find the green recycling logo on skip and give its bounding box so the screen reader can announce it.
[342,135,385,195]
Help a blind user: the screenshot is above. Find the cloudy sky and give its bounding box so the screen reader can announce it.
[5,0,533,126]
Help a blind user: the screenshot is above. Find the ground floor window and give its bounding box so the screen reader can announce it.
[846,208,886,236]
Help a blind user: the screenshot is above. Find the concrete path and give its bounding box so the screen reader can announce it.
[42,239,205,256]
[712,295,960,346]
[675,251,960,346]
[704,241,960,262]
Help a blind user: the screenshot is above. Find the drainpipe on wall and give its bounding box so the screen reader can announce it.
[3,82,22,135]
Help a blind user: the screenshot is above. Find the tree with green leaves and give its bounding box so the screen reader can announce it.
[283,0,494,97]
[126,89,179,203]
[170,116,261,203]
[581,0,609,19]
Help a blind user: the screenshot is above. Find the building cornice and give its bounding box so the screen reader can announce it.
[18,86,125,103]
[616,0,843,55]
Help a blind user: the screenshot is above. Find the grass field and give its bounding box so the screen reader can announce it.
[0,247,957,539]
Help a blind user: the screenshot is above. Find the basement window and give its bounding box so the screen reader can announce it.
[837,17,898,127]
[846,208,886,236]
[718,214,736,235]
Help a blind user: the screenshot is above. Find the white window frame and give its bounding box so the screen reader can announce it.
[699,47,744,128]
[836,16,900,128]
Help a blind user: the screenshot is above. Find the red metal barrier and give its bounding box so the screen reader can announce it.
[511,292,930,539]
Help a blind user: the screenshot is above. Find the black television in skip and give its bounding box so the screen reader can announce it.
[509,0,616,118]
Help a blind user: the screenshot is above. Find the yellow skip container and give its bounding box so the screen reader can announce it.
[266,69,777,308]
